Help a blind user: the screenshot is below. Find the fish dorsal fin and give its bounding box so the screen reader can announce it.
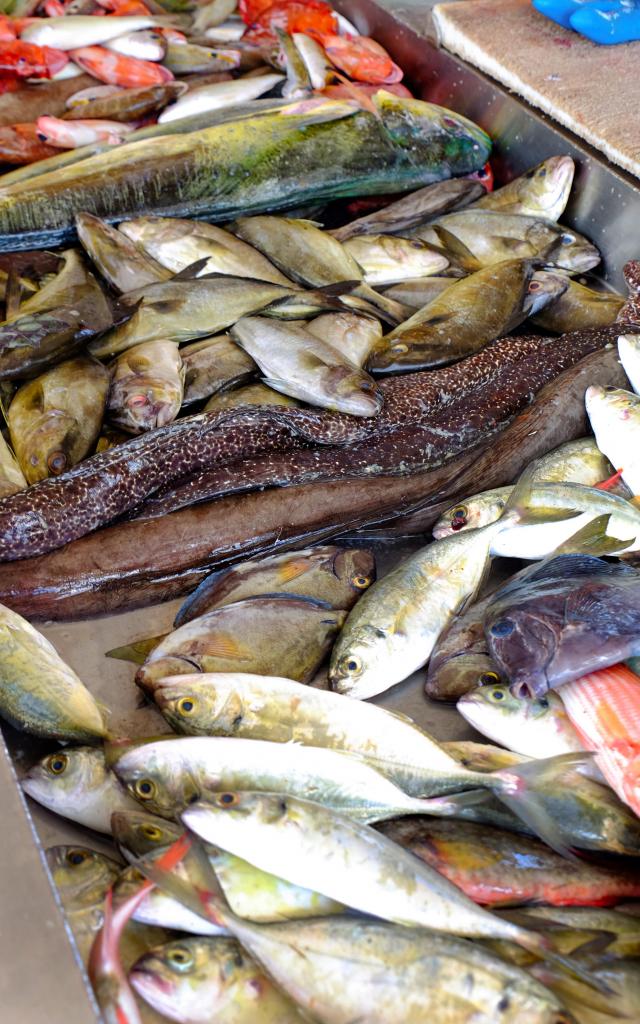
[170,258,211,281]
[432,226,481,270]
[519,553,636,584]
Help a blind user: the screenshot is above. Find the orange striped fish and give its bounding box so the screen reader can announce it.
[560,664,640,817]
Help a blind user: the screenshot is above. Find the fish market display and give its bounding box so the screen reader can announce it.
[2,15,640,1020]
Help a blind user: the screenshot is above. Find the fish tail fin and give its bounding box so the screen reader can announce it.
[490,752,597,861]
[531,958,624,1014]
[133,833,231,930]
[595,468,625,491]
[616,260,640,327]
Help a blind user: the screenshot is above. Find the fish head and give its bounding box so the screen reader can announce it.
[45,845,119,908]
[22,747,105,813]
[545,226,600,273]
[332,547,376,595]
[524,270,569,316]
[585,384,640,469]
[457,681,558,746]
[485,606,561,698]
[182,792,301,855]
[618,333,640,385]
[426,653,504,701]
[152,676,230,735]
[521,156,575,220]
[111,809,181,860]
[19,400,79,483]
[329,620,406,697]
[432,490,509,539]
[111,742,198,818]
[326,364,383,417]
[130,937,251,1023]
[115,379,181,433]
[374,92,491,167]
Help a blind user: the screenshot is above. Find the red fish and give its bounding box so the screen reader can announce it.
[0,121,60,164]
[71,45,173,87]
[467,161,494,191]
[560,664,640,819]
[314,32,403,85]
[97,0,154,13]
[244,0,337,45]
[0,40,68,79]
[43,0,66,14]
[0,16,17,42]
[323,81,412,101]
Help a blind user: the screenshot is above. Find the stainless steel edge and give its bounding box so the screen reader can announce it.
[337,0,640,290]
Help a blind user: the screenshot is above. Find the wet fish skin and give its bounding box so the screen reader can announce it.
[204,382,299,412]
[157,74,285,124]
[617,332,640,395]
[112,809,344,924]
[76,212,171,294]
[381,274,453,311]
[64,82,187,123]
[8,356,110,483]
[181,791,556,953]
[22,746,140,832]
[0,605,106,740]
[474,156,575,220]
[107,339,184,434]
[586,383,640,495]
[90,276,342,359]
[136,594,348,691]
[230,316,383,416]
[150,671,524,798]
[331,177,485,241]
[182,334,256,405]
[369,258,536,372]
[425,589,505,702]
[458,683,584,759]
[305,312,382,368]
[342,233,449,286]
[174,545,375,625]
[379,817,640,906]
[46,845,122,963]
[0,249,112,380]
[485,554,640,698]
[130,936,305,1023]
[0,93,491,252]
[0,433,26,498]
[533,278,624,333]
[118,216,294,286]
[233,214,407,324]
[416,210,600,273]
[329,519,508,700]
[432,437,622,540]
[110,733,476,824]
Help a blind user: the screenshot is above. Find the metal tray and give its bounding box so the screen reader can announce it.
[2,6,640,1019]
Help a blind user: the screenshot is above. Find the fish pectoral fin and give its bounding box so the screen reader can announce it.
[170,258,214,282]
[276,559,314,584]
[196,632,253,660]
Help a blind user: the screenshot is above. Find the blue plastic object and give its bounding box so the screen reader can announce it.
[570,0,640,42]
[532,0,603,30]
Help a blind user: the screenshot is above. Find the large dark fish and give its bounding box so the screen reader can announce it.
[0,346,626,620]
[0,325,620,563]
[485,555,640,698]
[0,93,491,252]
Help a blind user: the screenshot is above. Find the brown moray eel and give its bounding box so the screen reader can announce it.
[0,323,626,563]
[0,345,626,619]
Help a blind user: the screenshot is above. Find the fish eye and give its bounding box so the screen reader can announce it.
[490,619,514,638]
[352,575,371,590]
[480,672,500,685]
[528,281,541,291]
[560,233,575,245]
[342,655,362,674]
[134,779,156,800]
[450,506,468,530]
[140,824,163,841]
[604,386,617,393]
[66,848,90,866]
[167,946,194,971]
[490,689,505,701]
[442,116,459,129]
[391,343,408,355]
[539,168,547,177]
[216,792,239,807]
[538,697,549,708]
[359,380,375,392]
[47,451,67,475]
[46,753,68,776]
[177,697,197,716]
